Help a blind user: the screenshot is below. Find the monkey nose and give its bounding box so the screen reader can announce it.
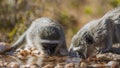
[68,49,79,57]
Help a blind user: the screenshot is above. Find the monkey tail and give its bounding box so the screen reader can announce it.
[10,32,26,51]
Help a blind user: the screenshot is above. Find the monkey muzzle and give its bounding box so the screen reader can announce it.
[69,46,87,59]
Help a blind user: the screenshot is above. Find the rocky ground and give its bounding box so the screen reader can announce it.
[0,42,119,68]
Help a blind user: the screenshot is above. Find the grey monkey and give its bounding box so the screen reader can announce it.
[69,7,120,58]
[5,17,68,56]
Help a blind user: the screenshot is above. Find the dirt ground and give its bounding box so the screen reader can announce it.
[0,42,119,68]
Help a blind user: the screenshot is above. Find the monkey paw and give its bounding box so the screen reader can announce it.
[98,48,110,54]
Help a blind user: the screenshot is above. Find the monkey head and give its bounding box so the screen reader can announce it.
[69,31,94,59]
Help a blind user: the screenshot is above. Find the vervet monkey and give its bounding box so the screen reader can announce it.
[5,17,68,56]
[69,7,120,58]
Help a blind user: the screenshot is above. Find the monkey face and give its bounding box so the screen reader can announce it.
[42,43,58,56]
[69,43,87,59]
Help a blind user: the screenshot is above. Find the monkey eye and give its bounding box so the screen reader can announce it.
[73,42,82,47]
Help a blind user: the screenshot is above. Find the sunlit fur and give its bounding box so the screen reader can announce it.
[69,7,120,58]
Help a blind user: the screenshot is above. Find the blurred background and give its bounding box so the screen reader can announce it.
[0,0,120,47]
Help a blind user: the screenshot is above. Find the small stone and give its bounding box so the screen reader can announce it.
[30,65,38,68]
[32,50,40,54]
[3,62,8,66]
[21,65,29,68]
[19,50,30,56]
[17,54,26,59]
[16,48,22,52]
[96,54,112,61]
[55,63,65,68]
[30,47,36,51]
[42,64,54,68]
[0,61,4,66]
[107,61,119,68]
[80,62,87,68]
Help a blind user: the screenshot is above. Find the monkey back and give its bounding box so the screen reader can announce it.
[40,25,61,40]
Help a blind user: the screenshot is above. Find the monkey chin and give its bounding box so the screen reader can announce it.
[68,46,86,59]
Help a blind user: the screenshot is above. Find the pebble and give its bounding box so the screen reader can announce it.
[42,64,54,68]
[107,61,119,68]
[55,63,65,68]
[80,62,88,68]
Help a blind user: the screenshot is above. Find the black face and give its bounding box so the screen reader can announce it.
[42,43,58,56]
[69,48,86,59]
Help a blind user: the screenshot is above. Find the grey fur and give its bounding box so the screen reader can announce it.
[69,7,120,58]
[7,17,68,56]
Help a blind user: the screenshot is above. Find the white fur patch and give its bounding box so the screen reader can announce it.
[73,47,81,51]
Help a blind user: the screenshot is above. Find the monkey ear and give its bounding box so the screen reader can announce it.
[105,18,113,23]
[85,34,94,44]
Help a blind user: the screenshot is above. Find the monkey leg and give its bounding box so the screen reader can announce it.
[60,42,69,56]
[99,35,113,53]
[99,19,113,53]
[26,34,34,49]
[54,27,68,56]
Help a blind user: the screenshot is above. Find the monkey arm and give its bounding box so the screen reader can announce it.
[99,35,112,53]
[109,47,120,54]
